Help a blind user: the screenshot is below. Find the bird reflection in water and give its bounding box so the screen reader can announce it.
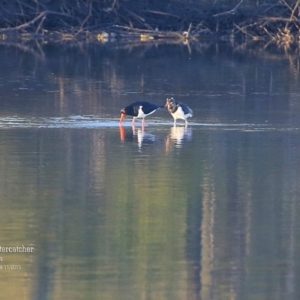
[165,126,192,152]
[119,125,156,150]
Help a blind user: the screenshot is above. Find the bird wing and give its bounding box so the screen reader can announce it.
[180,103,193,115]
[141,103,163,115]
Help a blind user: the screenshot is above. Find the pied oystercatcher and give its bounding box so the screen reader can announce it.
[119,101,163,126]
[165,97,193,125]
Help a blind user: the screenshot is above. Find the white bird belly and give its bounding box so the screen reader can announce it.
[136,106,155,118]
[173,106,191,120]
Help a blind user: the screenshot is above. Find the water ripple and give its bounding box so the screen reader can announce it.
[0,115,298,131]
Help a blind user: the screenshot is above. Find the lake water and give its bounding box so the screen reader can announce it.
[0,41,300,300]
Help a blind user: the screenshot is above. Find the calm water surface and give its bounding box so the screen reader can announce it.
[0,42,300,300]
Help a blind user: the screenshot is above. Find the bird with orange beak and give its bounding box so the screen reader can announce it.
[165,97,193,126]
[119,101,164,126]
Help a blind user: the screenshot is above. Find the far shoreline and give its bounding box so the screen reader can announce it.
[0,1,299,51]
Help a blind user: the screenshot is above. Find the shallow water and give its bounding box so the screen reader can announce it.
[0,42,300,300]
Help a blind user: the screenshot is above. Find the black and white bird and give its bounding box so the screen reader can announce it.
[119,101,163,127]
[165,97,193,125]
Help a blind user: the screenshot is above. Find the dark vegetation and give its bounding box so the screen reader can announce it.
[0,0,299,49]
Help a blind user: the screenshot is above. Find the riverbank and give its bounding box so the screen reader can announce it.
[0,0,299,50]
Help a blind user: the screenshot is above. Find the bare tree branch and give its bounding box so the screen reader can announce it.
[213,0,245,17]
[0,10,72,33]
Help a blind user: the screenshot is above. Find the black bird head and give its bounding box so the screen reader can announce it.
[165,97,176,107]
[119,104,137,123]
[165,97,177,107]
[165,97,178,113]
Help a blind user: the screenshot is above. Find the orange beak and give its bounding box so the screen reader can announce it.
[119,113,125,123]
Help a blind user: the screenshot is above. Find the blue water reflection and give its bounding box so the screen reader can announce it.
[119,125,157,150]
[166,126,192,149]
[0,41,300,300]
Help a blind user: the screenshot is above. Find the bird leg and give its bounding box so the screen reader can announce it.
[142,118,145,130]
